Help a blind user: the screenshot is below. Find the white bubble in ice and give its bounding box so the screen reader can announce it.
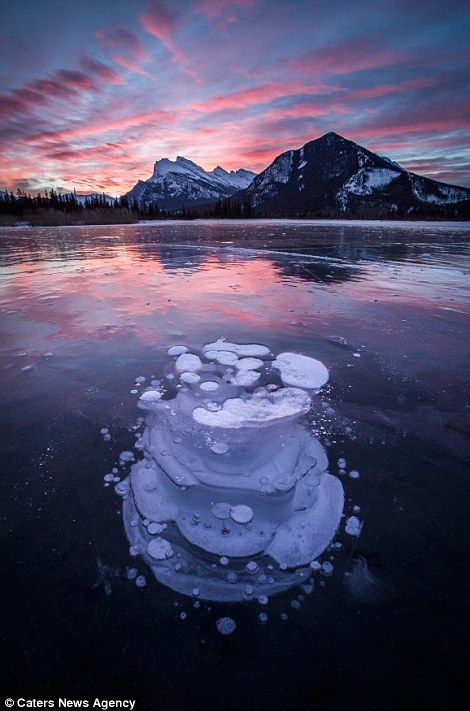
[338,458,347,469]
[211,502,232,520]
[175,353,202,373]
[309,560,321,571]
[349,470,360,479]
[216,617,236,635]
[214,350,239,366]
[117,338,345,602]
[230,505,254,524]
[147,522,164,535]
[230,370,261,387]
[192,387,311,429]
[147,537,174,560]
[210,442,229,454]
[235,357,263,371]
[200,381,219,391]
[259,612,268,623]
[168,345,188,356]
[272,352,329,389]
[345,516,361,536]
[135,575,146,587]
[135,376,146,384]
[180,372,201,384]
[139,389,163,403]
[204,339,270,357]
[321,562,334,576]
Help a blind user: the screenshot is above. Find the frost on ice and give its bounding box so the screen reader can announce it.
[117,340,345,602]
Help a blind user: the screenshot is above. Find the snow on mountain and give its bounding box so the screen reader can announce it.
[127,156,255,210]
[61,192,115,205]
[238,132,470,219]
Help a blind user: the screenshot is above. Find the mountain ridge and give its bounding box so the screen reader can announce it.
[235,132,469,219]
[127,156,255,211]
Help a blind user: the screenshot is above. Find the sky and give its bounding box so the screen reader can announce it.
[1,0,469,195]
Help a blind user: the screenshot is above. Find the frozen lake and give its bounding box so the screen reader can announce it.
[1,220,469,708]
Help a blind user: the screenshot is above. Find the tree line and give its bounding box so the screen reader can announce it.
[0,189,256,225]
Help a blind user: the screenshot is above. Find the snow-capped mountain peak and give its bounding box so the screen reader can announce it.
[128,156,255,210]
[239,132,470,218]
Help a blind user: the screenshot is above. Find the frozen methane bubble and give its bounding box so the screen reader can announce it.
[147,537,174,560]
[235,357,263,370]
[213,350,239,366]
[175,353,202,373]
[192,388,312,429]
[204,339,270,357]
[230,370,261,387]
[168,345,188,356]
[210,442,229,454]
[147,522,164,535]
[272,352,329,389]
[200,381,219,392]
[180,372,201,384]
[230,504,254,524]
[216,617,237,635]
[345,516,362,536]
[116,339,344,602]
[139,390,163,403]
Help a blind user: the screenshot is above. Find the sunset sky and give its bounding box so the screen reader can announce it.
[1,0,469,195]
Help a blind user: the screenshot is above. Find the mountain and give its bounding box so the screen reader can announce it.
[126,156,255,211]
[237,132,470,219]
[61,192,115,205]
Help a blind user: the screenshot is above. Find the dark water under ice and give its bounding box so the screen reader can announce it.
[1,220,469,709]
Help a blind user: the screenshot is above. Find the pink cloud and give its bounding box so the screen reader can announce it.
[349,77,437,99]
[286,38,407,76]
[197,0,254,27]
[96,28,151,76]
[140,0,199,79]
[190,81,335,113]
[96,28,150,62]
[111,55,152,77]
[0,60,123,121]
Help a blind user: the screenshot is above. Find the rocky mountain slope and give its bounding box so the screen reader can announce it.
[127,156,255,211]
[237,132,470,219]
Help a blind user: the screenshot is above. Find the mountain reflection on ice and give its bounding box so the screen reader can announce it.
[114,339,344,602]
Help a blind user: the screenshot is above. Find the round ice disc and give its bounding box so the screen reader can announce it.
[230,504,254,524]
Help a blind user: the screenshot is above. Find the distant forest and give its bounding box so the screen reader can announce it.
[0,189,466,225]
[0,189,254,226]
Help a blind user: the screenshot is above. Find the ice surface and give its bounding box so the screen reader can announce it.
[117,340,344,602]
[272,352,329,389]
